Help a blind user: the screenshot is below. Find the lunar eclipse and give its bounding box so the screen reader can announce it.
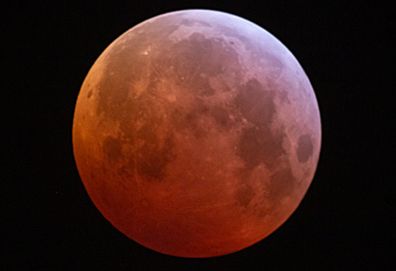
[72,9,321,258]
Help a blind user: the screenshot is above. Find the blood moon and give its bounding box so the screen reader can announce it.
[72,10,321,258]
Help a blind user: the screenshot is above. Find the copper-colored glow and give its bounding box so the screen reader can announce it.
[72,10,321,258]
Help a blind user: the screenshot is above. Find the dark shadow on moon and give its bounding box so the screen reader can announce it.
[234,78,284,170]
[296,134,313,163]
[136,135,176,180]
[233,78,297,206]
[235,183,255,208]
[102,136,122,162]
[270,166,295,202]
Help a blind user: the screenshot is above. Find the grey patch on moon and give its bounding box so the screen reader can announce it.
[210,105,233,130]
[217,24,251,48]
[277,87,290,104]
[234,79,276,127]
[171,99,235,139]
[166,32,241,95]
[235,184,255,208]
[171,104,209,139]
[270,166,296,202]
[262,51,283,79]
[102,136,122,162]
[233,78,298,204]
[135,134,176,181]
[234,79,284,171]
[180,18,212,27]
[296,134,314,163]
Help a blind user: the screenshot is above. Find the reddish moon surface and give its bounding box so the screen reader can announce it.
[72,10,321,258]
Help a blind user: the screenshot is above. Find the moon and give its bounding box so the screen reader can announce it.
[72,9,321,258]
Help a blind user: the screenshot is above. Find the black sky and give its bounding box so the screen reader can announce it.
[5,1,393,270]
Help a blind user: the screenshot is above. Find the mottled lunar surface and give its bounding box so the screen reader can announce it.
[73,10,321,258]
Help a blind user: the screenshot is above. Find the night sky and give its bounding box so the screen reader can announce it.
[5,1,392,270]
